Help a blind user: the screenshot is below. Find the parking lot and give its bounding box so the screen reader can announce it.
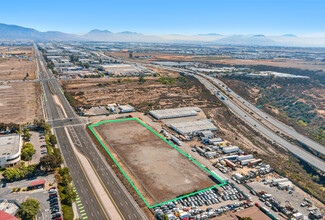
[0,175,56,220]
[154,183,252,219]
[28,131,47,165]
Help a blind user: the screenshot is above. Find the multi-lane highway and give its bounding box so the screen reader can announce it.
[197,72,325,157]
[34,44,147,220]
[149,64,325,172]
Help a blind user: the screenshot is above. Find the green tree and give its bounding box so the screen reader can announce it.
[3,169,22,181]
[39,155,60,170]
[23,129,32,140]
[138,75,146,84]
[53,148,63,164]
[16,198,40,220]
[21,143,36,161]
[240,217,253,220]
[49,134,57,147]
[62,184,77,205]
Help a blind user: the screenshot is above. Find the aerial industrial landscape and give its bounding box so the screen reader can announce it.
[0,1,325,220]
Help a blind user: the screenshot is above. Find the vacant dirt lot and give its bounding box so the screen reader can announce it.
[0,46,36,80]
[61,75,222,112]
[0,82,43,123]
[93,119,216,205]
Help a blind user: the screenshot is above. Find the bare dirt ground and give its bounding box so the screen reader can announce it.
[93,119,216,205]
[0,82,43,123]
[108,50,325,72]
[209,58,325,72]
[61,75,223,112]
[0,46,37,80]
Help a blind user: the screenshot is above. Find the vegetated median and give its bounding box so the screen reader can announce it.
[88,118,226,208]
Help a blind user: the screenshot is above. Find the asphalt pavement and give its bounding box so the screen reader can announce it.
[34,43,147,220]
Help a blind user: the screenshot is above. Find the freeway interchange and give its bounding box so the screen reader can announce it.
[34,43,147,220]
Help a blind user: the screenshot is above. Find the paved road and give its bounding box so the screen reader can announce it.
[34,43,146,220]
[149,65,325,172]
[199,73,325,157]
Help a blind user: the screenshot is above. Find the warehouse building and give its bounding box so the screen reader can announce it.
[169,119,217,135]
[0,134,22,168]
[149,107,201,120]
[100,64,144,75]
[118,104,134,113]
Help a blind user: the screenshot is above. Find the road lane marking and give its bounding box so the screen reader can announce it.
[64,129,110,220]
[80,151,126,220]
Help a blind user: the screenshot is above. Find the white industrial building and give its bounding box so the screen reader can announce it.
[118,104,134,113]
[149,107,201,120]
[169,119,217,135]
[0,134,22,168]
[100,64,145,75]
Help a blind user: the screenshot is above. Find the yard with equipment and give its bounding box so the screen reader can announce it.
[89,118,226,208]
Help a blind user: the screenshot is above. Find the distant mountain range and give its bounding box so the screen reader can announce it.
[0,23,324,47]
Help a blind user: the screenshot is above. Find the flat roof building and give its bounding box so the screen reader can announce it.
[118,104,134,113]
[169,119,217,135]
[149,107,201,120]
[0,134,22,168]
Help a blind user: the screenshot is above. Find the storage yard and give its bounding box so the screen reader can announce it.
[90,118,218,206]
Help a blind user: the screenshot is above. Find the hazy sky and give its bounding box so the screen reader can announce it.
[1,0,325,35]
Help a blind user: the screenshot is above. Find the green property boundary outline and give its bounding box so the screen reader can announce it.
[88,118,226,209]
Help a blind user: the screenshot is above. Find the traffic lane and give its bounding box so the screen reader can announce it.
[195,75,325,172]
[37,49,144,219]
[207,75,325,156]
[55,127,109,220]
[71,125,145,220]
[35,47,108,219]
[224,100,325,172]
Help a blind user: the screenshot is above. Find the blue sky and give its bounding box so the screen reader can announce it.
[1,0,324,35]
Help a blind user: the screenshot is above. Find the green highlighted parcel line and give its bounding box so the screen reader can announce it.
[88,118,226,208]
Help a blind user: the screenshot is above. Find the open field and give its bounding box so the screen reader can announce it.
[91,119,218,206]
[0,46,37,80]
[0,82,43,123]
[107,50,325,72]
[61,75,223,112]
